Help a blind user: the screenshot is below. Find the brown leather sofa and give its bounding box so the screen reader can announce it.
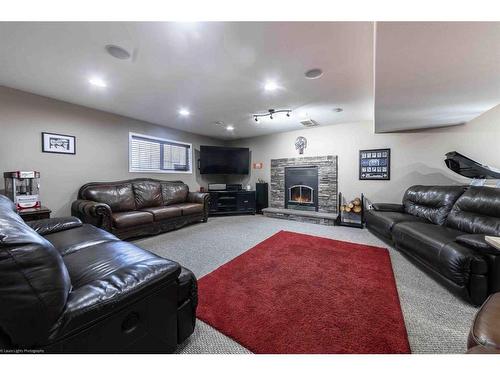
[467,292,500,354]
[72,179,209,239]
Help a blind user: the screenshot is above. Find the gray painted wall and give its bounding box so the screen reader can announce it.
[0,87,223,216]
[2,85,499,216]
[229,104,500,203]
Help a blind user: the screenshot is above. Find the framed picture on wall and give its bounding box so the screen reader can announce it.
[359,148,390,180]
[42,132,76,155]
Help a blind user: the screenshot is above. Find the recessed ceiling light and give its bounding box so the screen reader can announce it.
[226,125,234,131]
[179,108,190,116]
[264,81,278,91]
[333,107,343,113]
[88,77,107,88]
[305,68,323,79]
[105,44,131,60]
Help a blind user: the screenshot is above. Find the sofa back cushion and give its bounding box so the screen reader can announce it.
[403,185,466,225]
[80,183,136,212]
[446,186,500,235]
[0,195,71,346]
[161,182,189,205]
[133,180,162,209]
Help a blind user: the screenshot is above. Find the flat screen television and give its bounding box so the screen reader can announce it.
[199,146,250,175]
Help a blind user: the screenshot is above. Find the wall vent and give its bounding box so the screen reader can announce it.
[299,119,319,127]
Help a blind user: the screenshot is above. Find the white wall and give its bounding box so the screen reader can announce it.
[229,104,500,203]
[0,87,223,216]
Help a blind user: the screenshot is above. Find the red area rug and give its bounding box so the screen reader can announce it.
[197,230,410,354]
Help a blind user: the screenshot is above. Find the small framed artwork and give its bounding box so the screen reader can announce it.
[42,132,76,155]
[359,148,390,180]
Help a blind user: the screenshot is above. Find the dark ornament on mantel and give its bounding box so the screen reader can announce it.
[295,136,307,155]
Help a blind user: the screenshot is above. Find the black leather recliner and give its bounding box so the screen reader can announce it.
[366,185,500,306]
[0,194,197,353]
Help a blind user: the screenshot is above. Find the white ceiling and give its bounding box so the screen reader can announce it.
[1,22,499,138]
[375,22,500,132]
[0,22,374,140]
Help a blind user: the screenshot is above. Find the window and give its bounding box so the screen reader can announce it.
[129,132,192,173]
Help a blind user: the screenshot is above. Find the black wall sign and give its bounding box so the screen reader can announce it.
[359,148,391,180]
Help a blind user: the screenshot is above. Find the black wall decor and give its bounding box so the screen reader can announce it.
[359,148,390,180]
[42,132,76,155]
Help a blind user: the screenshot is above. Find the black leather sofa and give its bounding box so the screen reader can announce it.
[366,185,500,306]
[0,194,197,353]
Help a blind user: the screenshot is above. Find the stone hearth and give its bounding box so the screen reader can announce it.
[262,207,337,225]
[263,155,338,225]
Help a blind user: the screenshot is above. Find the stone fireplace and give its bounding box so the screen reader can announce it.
[264,155,338,225]
[285,166,318,211]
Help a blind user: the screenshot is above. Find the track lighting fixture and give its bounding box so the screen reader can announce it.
[253,108,292,122]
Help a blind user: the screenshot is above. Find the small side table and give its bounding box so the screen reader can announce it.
[18,206,52,222]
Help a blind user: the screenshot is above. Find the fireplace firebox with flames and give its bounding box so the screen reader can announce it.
[285,166,318,211]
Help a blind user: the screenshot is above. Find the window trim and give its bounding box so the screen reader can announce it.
[128,132,193,174]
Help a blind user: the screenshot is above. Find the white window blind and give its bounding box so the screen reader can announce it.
[130,138,161,171]
[129,133,192,173]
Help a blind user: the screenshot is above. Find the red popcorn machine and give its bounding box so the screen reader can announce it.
[3,171,41,210]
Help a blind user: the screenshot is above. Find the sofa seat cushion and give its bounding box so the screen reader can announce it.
[468,293,500,349]
[112,211,154,229]
[140,206,182,221]
[392,222,486,285]
[365,209,430,239]
[48,241,181,342]
[44,224,119,256]
[171,203,204,216]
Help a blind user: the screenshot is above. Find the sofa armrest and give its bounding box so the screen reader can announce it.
[187,192,209,222]
[187,192,209,204]
[457,235,500,255]
[371,203,404,212]
[27,217,82,236]
[71,199,113,232]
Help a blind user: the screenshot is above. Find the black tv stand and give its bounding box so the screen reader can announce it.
[208,190,256,216]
